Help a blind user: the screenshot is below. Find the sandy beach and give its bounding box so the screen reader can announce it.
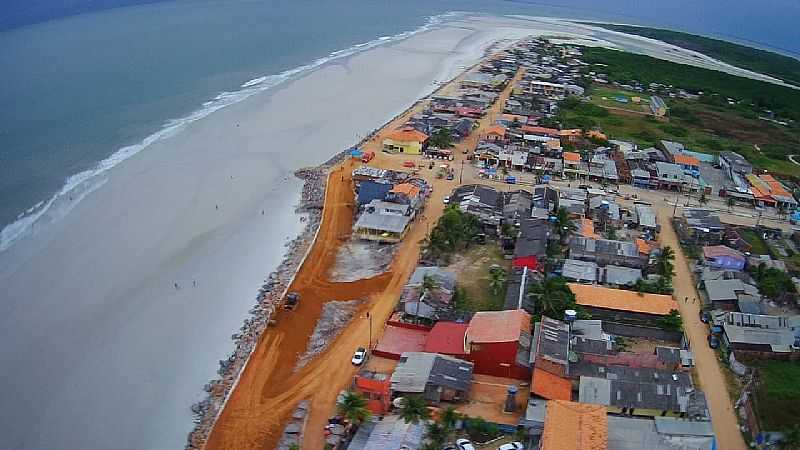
[0,14,784,450]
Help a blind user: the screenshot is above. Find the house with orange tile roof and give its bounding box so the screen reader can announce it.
[531,368,573,401]
[541,400,608,450]
[563,151,588,178]
[464,309,532,379]
[560,128,583,143]
[485,124,506,141]
[382,127,428,155]
[568,284,679,327]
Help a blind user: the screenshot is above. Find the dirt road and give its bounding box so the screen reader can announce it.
[205,61,523,450]
[655,206,747,450]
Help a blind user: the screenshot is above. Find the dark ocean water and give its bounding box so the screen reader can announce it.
[0,0,798,248]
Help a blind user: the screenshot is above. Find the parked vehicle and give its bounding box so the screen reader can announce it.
[351,347,367,365]
[443,196,450,205]
[283,292,300,310]
[708,335,720,349]
[361,151,375,163]
[456,439,476,450]
[498,442,524,450]
[699,310,711,324]
[505,175,516,184]
[403,160,416,168]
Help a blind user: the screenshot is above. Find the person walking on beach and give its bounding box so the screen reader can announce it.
[692,297,696,304]
[193,280,197,287]
[684,296,688,303]
[174,282,179,290]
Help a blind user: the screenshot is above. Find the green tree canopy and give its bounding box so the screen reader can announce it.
[337,391,371,425]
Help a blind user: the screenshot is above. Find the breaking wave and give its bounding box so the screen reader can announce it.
[0,11,465,252]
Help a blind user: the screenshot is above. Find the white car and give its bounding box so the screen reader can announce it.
[498,442,524,450]
[351,347,367,365]
[456,438,476,450]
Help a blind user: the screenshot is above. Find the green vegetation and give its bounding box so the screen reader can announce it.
[749,263,796,299]
[337,391,371,425]
[422,407,462,450]
[576,47,800,177]
[753,360,800,430]
[739,229,770,255]
[488,266,507,296]
[656,309,683,332]
[428,128,453,149]
[582,47,800,121]
[422,205,481,263]
[587,24,800,87]
[450,245,510,313]
[397,395,430,424]
[463,416,502,442]
[527,276,586,323]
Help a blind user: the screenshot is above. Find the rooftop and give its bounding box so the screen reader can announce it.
[702,245,744,260]
[467,309,531,344]
[532,368,573,400]
[373,324,429,359]
[423,322,468,356]
[569,284,678,316]
[384,127,428,143]
[541,400,608,450]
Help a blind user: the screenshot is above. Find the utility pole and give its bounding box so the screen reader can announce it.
[672,188,681,217]
[366,312,372,350]
[459,159,465,184]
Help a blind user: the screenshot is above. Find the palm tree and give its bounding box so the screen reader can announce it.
[554,207,576,242]
[489,266,507,296]
[656,246,676,280]
[398,395,430,424]
[528,276,576,318]
[336,391,371,425]
[421,274,441,294]
[424,421,448,449]
[439,406,462,431]
[726,196,736,211]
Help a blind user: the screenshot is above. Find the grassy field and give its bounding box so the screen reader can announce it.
[447,244,510,313]
[581,47,800,121]
[585,23,800,87]
[739,229,770,255]
[559,83,800,177]
[588,86,651,114]
[754,360,800,430]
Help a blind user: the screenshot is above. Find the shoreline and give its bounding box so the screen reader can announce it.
[184,40,501,449]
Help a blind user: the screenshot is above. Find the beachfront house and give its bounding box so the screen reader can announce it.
[382,127,428,155]
[353,200,412,243]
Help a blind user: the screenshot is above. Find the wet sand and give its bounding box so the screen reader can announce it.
[0,14,779,450]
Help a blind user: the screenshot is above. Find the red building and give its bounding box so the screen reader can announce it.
[372,321,430,360]
[353,372,392,415]
[464,309,532,380]
[423,322,469,358]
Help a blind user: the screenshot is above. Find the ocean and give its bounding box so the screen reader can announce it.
[0,2,797,450]
[1,0,800,251]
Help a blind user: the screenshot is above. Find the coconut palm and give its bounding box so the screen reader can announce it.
[398,395,430,424]
[554,206,576,242]
[528,276,576,319]
[336,391,371,425]
[489,266,507,296]
[424,421,448,449]
[439,406,462,431]
[656,246,676,280]
[421,274,441,294]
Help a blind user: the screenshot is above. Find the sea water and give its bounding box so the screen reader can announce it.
[1,0,799,252]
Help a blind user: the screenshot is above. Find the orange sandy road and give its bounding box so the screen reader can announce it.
[205,64,523,450]
[656,207,748,450]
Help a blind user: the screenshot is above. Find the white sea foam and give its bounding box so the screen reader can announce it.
[0,11,463,253]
